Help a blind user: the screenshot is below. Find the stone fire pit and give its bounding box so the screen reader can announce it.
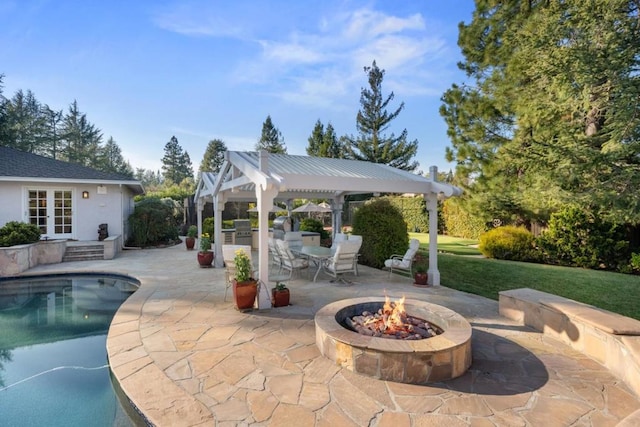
[314,297,472,384]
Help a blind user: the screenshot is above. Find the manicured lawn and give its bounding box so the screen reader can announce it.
[409,232,481,256]
[410,233,640,320]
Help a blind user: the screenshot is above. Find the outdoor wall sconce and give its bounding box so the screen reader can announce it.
[82,191,89,199]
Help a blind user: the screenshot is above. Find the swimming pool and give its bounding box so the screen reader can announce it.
[0,273,145,426]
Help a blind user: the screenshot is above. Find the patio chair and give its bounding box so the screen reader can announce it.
[330,233,348,252]
[222,245,253,301]
[384,239,420,278]
[268,238,283,271]
[275,239,309,279]
[321,240,361,282]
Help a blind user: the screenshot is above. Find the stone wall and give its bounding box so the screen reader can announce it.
[0,240,66,276]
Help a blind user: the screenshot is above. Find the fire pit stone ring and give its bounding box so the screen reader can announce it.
[314,297,472,384]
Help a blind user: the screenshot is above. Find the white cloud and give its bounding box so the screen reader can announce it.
[342,9,425,40]
[151,2,246,38]
[154,3,457,108]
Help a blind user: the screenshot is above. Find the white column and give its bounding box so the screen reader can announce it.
[256,150,274,309]
[213,195,225,268]
[427,166,440,286]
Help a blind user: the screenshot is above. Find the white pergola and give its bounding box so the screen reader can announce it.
[194,150,462,309]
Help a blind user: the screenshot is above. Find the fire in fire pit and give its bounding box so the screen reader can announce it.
[344,295,443,340]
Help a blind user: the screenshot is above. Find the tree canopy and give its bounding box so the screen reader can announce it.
[441,0,640,225]
[199,138,227,175]
[256,115,287,154]
[343,60,418,171]
[161,136,194,184]
[306,120,342,158]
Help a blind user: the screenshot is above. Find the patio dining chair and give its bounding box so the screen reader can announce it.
[268,238,283,271]
[275,239,309,279]
[321,240,361,282]
[384,238,420,278]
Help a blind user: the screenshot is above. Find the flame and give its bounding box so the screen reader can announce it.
[383,295,406,331]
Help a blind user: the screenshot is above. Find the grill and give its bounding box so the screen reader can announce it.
[234,220,252,246]
[272,216,293,240]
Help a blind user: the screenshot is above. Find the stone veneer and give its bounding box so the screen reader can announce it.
[499,288,640,399]
[314,297,472,384]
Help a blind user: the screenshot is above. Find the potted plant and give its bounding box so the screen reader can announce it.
[414,265,429,287]
[197,233,214,267]
[185,225,197,250]
[271,282,290,307]
[232,248,258,310]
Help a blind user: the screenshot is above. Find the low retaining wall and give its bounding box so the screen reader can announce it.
[0,240,66,276]
[499,288,640,400]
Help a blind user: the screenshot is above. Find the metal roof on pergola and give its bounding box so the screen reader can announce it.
[194,150,462,310]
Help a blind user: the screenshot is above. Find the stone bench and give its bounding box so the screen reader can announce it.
[499,288,640,401]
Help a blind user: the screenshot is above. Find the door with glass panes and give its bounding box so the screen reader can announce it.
[27,189,74,239]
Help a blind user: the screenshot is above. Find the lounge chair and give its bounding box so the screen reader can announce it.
[384,239,420,277]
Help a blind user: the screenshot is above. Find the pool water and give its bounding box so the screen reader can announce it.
[0,274,142,426]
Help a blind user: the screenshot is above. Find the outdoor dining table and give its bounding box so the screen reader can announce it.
[293,245,333,282]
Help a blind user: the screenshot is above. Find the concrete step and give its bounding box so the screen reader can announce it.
[62,244,104,262]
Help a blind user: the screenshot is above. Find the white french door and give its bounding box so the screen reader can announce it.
[27,189,74,239]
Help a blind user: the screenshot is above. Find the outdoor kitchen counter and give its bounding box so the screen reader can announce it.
[251,229,320,248]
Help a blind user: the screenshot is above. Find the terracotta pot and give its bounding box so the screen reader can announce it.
[271,288,290,307]
[197,251,214,268]
[233,279,258,310]
[185,236,196,250]
[414,272,429,287]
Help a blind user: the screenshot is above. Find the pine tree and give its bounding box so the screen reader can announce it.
[344,61,418,171]
[306,120,324,156]
[6,89,47,154]
[441,0,640,224]
[0,74,9,146]
[98,136,133,177]
[161,136,194,184]
[322,122,342,158]
[42,105,63,159]
[199,139,227,175]
[61,100,102,167]
[256,115,287,154]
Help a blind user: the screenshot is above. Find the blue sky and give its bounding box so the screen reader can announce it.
[0,0,476,174]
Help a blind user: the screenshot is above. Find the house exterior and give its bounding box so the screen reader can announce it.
[0,146,144,243]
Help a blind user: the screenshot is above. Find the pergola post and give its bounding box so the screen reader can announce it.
[427,166,440,286]
[213,194,225,268]
[256,151,274,309]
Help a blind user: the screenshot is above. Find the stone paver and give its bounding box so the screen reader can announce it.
[24,242,640,426]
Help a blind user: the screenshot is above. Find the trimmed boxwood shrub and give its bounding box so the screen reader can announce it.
[352,198,408,269]
[479,226,536,261]
[0,221,42,247]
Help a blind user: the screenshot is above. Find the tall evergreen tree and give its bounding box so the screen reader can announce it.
[0,74,12,147]
[344,60,418,171]
[199,138,227,175]
[42,105,63,159]
[441,0,640,224]
[6,89,47,154]
[98,136,133,177]
[256,115,287,154]
[306,120,324,156]
[307,120,343,158]
[161,135,194,184]
[135,168,163,190]
[322,122,342,158]
[61,100,102,167]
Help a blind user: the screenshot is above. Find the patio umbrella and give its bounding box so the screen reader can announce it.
[247,204,287,213]
[291,202,331,213]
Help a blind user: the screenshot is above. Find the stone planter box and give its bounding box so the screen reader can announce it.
[0,240,66,276]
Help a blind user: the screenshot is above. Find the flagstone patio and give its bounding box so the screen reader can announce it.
[25,242,640,426]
